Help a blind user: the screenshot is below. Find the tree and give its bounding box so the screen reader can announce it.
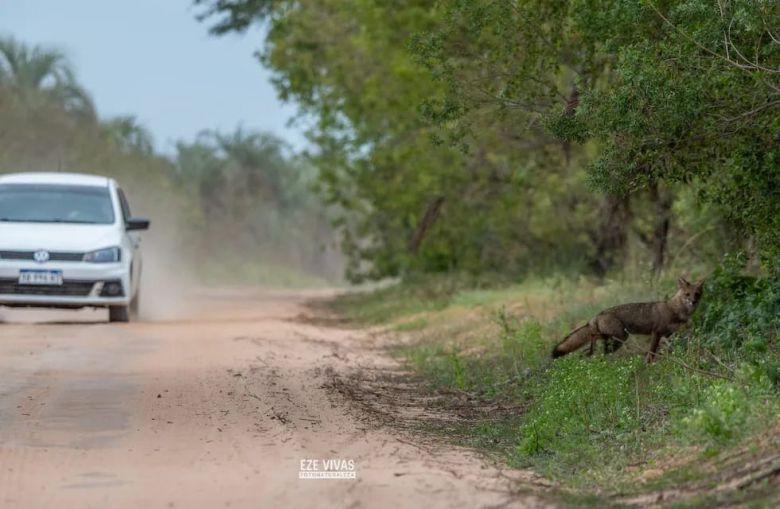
[196,0,779,280]
[410,0,658,276]
[414,0,779,274]
[0,36,95,117]
[196,0,600,281]
[575,0,780,269]
[104,116,155,155]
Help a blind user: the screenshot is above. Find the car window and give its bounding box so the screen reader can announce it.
[0,183,115,224]
[117,187,132,222]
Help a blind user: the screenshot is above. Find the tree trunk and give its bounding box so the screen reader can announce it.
[409,196,445,255]
[648,181,673,275]
[590,193,631,277]
[745,236,760,274]
[561,85,579,168]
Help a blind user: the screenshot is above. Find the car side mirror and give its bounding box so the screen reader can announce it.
[126,217,150,231]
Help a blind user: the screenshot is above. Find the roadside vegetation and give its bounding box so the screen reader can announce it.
[333,265,779,505]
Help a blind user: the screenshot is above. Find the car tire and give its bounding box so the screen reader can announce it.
[109,305,130,323]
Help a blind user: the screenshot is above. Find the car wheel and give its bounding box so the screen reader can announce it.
[109,305,130,323]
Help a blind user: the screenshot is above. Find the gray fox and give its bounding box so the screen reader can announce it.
[552,277,704,362]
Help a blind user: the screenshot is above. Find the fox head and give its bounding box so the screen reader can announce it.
[675,276,704,313]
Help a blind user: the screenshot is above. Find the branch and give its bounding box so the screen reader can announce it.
[666,226,716,269]
[659,352,735,382]
[726,16,780,74]
[408,196,445,254]
[647,2,780,74]
[724,99,780,122]
[763,15,780,45]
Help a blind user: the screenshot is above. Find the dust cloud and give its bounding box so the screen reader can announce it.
[136,240,197,321]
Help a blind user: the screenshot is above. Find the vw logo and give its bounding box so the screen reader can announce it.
[33,250,50,263]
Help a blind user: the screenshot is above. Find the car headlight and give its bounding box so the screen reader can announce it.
[83,247,122,263]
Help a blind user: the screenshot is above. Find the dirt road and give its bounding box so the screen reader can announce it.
[0,289,551,509]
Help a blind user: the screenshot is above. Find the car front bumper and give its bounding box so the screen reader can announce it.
[0,260,131,308]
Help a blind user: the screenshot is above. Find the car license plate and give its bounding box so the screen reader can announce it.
[18,269,63,286]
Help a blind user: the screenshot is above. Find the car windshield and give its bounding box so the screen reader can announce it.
[0,183,115,224]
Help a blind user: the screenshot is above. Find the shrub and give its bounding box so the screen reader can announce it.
[682,254,780,385]
[687,254,780,352]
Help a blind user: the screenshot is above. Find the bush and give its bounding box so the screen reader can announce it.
[385,273,779,487]
[682,254,780,384]
[689,254,780,349]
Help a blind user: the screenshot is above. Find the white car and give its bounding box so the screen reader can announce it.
[0,172,149,322]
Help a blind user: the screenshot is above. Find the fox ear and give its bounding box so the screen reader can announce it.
[678,276,690,288]
[695,279,705,290]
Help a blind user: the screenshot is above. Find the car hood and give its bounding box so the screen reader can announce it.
[0,222,122,252]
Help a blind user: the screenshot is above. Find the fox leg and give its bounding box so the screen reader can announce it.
[646,332,663,363]
[604,331,629,354]
[593,315,629,355]
[586,336,596,356]
[602,335,616,354]
[606,332,629,353]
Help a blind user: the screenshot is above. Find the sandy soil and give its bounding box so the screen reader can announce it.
[0,289,553,509]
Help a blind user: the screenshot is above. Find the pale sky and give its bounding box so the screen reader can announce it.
[0,0,305,152]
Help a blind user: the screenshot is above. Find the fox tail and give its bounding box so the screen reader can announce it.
[552,323,598,358]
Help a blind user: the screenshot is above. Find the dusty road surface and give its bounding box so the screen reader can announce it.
[0,289,552,509]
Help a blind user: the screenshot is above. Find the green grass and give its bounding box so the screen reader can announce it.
[331,269,780,504]
[327,275,470,324]
[392,317,429,332]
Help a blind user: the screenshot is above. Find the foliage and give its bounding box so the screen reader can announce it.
[194,0,780,281]
[104,116,155,155]
[418,0,780,269]
[195,0,605,282]
[688,254,780,350]
[682,383,750,451]
[0,36,95,118]
[578,1,780,267]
